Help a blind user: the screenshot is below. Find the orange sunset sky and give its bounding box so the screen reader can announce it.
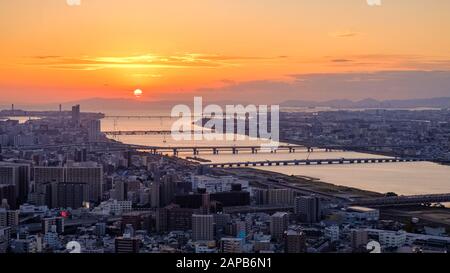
[1,0,450,104]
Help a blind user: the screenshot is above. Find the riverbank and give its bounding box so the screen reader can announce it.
[211,165,450,228]
[213,166,382,200]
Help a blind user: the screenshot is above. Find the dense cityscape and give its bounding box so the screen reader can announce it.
[1,105,449,254]
[280,109,450,161]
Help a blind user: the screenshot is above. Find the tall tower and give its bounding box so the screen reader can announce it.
[294,196,321,223]
[71,105,80,125]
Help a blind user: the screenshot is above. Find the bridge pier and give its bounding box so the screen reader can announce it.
[252,148,258,154]
[232,148,238,154]
[193,148,199,155]
[213,148,219,155]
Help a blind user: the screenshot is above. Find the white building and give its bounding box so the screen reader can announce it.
[324,225,340,242]
[345,206,379,222]
[366,229,407,249]
[19,204,49,215]
[43,226,61,250]
[367,228,450,249]
[191,175,248,193]
[91,200,132,216]
[221,238,244,253]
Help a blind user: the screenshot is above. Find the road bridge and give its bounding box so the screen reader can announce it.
[350,193,450,207]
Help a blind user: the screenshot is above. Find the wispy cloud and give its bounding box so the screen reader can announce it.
[27,53,286,71]
[331,59,353,63]
[329,30,360,38]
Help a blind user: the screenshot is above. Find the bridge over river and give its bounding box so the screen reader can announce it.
[350,193,450,207]
[204,157,428,168]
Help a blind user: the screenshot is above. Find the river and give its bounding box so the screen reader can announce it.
[100,113,450,197]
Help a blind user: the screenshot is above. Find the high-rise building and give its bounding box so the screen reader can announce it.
[88,119,101,142]
[65,165,103,203]
[34,167,65,184]
[43,225,60,250]
[0,209,19,228]
[57,182,89,209]
[167,205,193,232]
[270,212,289,242]
[74,149,88,163]
[284,230,306,253]
[113,180,128,201]
[233,220,249,239]
[0,227,11,253]
[254,189,295,205]
[351,229,369,251]
[0,162,30,206]
[71,105,80,125]
[115,235,140,253]
[294,196,321,223]
[155,207,168,233]
[33,181,58,208]
[214,213,231,231]
[95,223,106,237]
[156,204,194,232]
[192,214,214,242]
[161,174,177,207]
[0,185,15,210]
[121,212,143,231]
[42,217,64,234]
[150,180,160,208]
[220,238,243,253]
[268,189,294,205]
[325,225,340,242]
[34,165,103,204]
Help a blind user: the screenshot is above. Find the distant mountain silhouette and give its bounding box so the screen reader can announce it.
[281,97,450,109]
[0,98,251,112]
[3,97,450,112]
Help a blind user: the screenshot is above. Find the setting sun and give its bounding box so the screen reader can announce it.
[134,89,143,98]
